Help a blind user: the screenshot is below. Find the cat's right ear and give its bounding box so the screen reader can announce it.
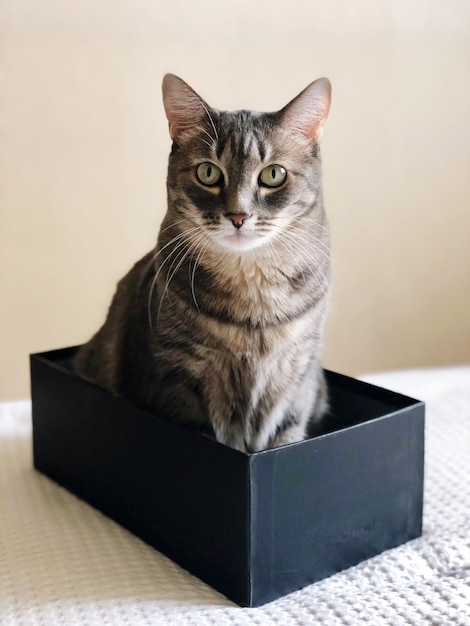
[280,78,331,144]
[162,74,211,143]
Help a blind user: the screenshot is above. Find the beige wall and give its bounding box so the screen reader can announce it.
[2,0,470,400]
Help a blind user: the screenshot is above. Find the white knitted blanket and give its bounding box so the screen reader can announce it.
[1,367,469,625]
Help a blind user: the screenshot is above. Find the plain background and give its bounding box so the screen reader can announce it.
[1,0,469,400]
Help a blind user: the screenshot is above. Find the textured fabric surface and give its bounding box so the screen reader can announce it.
[1,367,469,625]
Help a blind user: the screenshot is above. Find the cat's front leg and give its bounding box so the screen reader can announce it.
[211,419,250,453]
[268,422,308,449]
[268,365,329,449]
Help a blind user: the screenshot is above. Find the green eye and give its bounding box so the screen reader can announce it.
[259,164,287,188]
[196,162,223,187]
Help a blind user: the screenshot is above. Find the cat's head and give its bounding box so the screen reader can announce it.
[162,74,331,253]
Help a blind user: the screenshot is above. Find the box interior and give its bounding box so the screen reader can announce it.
[43,346,418,444]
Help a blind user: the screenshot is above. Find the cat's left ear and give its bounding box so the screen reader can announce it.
[280,78,331,143]
[162,74,213,143]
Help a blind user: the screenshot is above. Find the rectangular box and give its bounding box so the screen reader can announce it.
[30,347,424,607]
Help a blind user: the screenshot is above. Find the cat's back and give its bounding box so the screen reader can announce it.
[74,251,155,394]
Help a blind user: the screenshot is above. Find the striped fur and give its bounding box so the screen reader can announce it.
[74,74,332,452]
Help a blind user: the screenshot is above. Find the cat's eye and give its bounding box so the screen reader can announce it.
[259,164,287,188]
[196,162,223,187]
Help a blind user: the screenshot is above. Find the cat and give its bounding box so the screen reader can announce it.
[74,73,332,453]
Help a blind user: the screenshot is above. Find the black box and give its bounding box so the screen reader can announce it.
[30,347,424,607]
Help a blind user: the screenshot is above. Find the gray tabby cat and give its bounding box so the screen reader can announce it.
[74,74,332,453]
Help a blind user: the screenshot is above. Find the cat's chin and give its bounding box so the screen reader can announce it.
[214,233,267,253]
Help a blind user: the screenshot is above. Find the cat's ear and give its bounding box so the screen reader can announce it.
[162,74,212,143]
[280,78,331,143]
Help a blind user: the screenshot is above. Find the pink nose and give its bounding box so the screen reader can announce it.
[227,214,250,229]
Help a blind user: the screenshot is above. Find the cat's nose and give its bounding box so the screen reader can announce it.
[226,213,250,230]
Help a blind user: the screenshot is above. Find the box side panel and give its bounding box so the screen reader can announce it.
[249,404,425,606]
[30,354,251,606]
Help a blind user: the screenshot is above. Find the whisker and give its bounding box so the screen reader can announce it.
[274,231,330,293]
[280,227,330,261]
[157,232,209,322]
[156,227,213,322]
[283,234,329,279]
[189,233,212,311]
[154,226,201,261]
[148,225,203,331]
[273,238,310,289]
[158,217,193,234]
[266,239,312,293]
[269,214,330,234]
[157,249,191,322]
[269,221,331,261]
[285,225,331,257]
[147,272,160,332]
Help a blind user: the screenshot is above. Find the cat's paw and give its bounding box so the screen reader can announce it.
[269,424,307,449]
